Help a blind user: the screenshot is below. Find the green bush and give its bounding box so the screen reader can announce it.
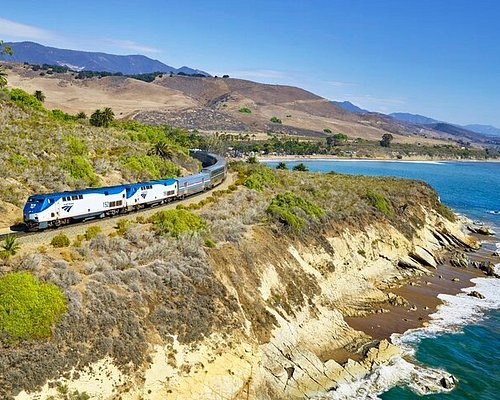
[292,163,309,172]
[270,116,282,124]
[64,135,88,156]
[50,234,70,248]
[51,109,76,122]
[0,272,67,341]
[60,156,99,186]
[148,209,206,237]
[323,128,332,133]
[84,225,102,240]
[267,192,324,232]
[366,190,393,217]
[244,166,278,191]
[238,107,252,114]
[8,88,44,111]
[122,155,180,180]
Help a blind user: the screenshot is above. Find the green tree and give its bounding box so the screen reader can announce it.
[1,235,20,258]
[276,161,288,170]
[33,90,45,102]
[76,111,87,119]
[246,156,258,164]
[102,107,115,127]
[89,109,103,126]
[333,133,348,146]
[292,163,309,172]
[0,68,7,88]
[270,116,282,124]
[380,133,394,148]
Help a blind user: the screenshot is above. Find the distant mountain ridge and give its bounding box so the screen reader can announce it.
[389,112,438,125]
[330,101,368,113]
[0,41,210,76]
[463,124,500,137]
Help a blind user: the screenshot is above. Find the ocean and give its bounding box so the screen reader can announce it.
[264,159,500,399]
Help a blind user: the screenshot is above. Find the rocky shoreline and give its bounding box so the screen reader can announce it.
[12,207,497,400]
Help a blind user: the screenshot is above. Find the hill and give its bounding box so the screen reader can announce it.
[331,100,368,113]
[1,41,209,76]
[389,112,439,125]
[2,62,491,147]
[464,124,500,137]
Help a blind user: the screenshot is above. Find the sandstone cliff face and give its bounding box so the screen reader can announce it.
[15,207,477,400]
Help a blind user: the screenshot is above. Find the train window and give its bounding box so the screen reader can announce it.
[79,195,83,199]
[110,201,116,207]
[72,195,78,200]
[48,199,54,204]
[105,191,109,196]
[167,190,175,196]
[51,213,55,217]
[148,185,152,189]
[117,200,122,206]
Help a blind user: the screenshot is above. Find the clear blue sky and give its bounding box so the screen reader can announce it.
[1,0,499,126]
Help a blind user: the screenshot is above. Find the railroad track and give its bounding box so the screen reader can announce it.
[0,174,235,243]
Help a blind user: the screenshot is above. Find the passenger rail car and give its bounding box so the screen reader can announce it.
[23,151,226,230]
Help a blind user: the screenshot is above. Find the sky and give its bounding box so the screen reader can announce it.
[1,0,499,126]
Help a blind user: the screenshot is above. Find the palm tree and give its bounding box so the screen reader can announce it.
[76,111,87,119]
[102,107,115,127]
[1,235,20,257]
[33,90,46,102]
[90,109,103,127]
[148,141,175,159]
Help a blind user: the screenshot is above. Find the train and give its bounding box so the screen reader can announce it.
[23,151,227,231]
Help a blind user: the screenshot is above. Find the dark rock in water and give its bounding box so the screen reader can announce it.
[450,252,469,268]
[467,225,496,235]
[477,261,499,277]
[440,375,457,389]
[467,291,485,299]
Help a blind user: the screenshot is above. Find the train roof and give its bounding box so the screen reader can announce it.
[28,178,176,199]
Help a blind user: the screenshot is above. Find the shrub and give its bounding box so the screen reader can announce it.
[51,234,70,248]
[122,155,180,180]
[366,190,393,217]
[60,156,99,186]
[267,192,324,232]
[270,117,282,124]
[246,156,258,164]
[323,128,332,134]
[148,209,206,237]
[244,167,278,191]
[64,135,88,156]
[51,109,75,122]
[115,218,131,236]
[0,272,67,341]
[276,162,288,170]
[9,88,44,110]
[84,225,102,240]
[238,107,252,114]
[292,163,309,172]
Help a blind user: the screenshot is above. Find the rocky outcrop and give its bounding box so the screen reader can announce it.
[410,246,438,269]
[467,225,496,236]
[467,291,485,299]
[450,251,470,268]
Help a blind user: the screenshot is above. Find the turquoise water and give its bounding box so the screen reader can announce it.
[264,159,500,398]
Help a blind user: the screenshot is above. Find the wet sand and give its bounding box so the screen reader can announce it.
[345,263,485,341]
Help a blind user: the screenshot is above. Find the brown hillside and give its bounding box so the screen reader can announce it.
[4,62,454,145]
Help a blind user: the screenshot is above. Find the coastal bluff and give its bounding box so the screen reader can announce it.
[11,200,478,400]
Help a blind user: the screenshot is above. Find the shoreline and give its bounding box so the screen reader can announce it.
[253,155,500,163]
[343,232,498,356]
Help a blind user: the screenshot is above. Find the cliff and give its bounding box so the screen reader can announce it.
[1,166,480,400]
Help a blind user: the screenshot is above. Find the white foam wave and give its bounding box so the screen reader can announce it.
[393,275,500,353]
[313,357,454,399]
[316,275,500,399]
